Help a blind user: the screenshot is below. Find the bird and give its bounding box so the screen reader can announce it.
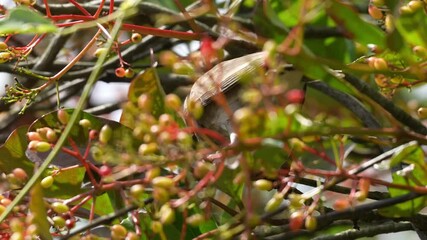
[184,51,303,143]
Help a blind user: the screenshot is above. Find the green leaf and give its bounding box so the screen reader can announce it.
[121,68,166,128]
[326,1,385,48]
[43,167,86,198]
[380,142,427,217]
[0,6,57,34]
[395,9,427,49]
[389,141,421,167]
[29,183,52,240]
[253,138,288,170]
[0,125,34,175]
[81,193,116,216]
[27,109,138,198]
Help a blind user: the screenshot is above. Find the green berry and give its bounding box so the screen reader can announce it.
[131,33,142,43]
[35,141,51,152]
[41,176,54,188]
[0,42,8,51]
[52,216,66,228]
[99,125,112,144]
[94,48,108,58]
[304,215,317,231]
[152,176,174,189]
[0,52,11,63]
[253,179,273,191]
[111,224,127,239]
[51,202,69,214]
[79,119,92,128]
[165,94,182,110]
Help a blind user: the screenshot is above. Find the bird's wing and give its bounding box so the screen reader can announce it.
[189,51,267,106]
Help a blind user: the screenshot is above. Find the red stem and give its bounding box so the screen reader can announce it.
[69,0,92,16]
[122,24,201,40]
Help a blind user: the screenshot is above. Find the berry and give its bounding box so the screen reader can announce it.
[413,46,427,58]
[333,198,351,211]
[51,202,69,214]
[0,42,8,51]
[253,179,273,191]
[159,51,179,67]
[165,94,182,110]
[146,167,160,180]
[137,94,152,112]
[289,211,304,231]
[99,125,112,144]
[125,68,135,78]
[264,193,283,212]
[194,161,214,179]
[0,52,11,63]
[57,109,69,125]
[304,215,317,231]
[46,129,57,143]
[65,219,75,229]
[138,142,158,155]
[115,67,126,78]
[52,216,66,228]
[152,176,174,189]
[371,0,385,7]
[94,48,108,58]
[41,176,54,188]
[79,119,92,128]
[99,165,112,176]
[286,89,305,104]
[159,204,175,225]
[12,168,28,182]
[408,1,424,11]
[27,132,42,141]
[373,58,388,70]
[111,224,127,239]
[153,187,170,203]
[418,107,427,119]
[131,33,142,43]
[186,214,205,226]
[151,221,163,233]
[35,141,51,152]
[186,99,203,119]
[172,62,195,75]
[368,5,383,20]
[130,184,145,199]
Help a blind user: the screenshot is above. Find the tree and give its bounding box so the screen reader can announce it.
[0,0,427,239]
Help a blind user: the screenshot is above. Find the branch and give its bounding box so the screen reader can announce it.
[343,74,427,135]
[312,221,414,240]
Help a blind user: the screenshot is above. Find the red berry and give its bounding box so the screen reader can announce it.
[115,67,126,78]
[99,165,112,176]
[289,211,304,231]
[286,89,305,104]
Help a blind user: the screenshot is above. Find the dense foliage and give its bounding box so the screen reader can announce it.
[1,0,427,239]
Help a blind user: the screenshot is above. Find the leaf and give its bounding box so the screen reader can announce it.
[326,1,385,48]
[29,109,137,165]
[0,6,57,34]
[29,183,52,240]
[121,68,166,128]
[0,125,34,175]
[27,109,138,198]
[43,167,86,198]
[253,138,288,170]
[81,193,116,216]
[395,9,427,49]
[389,141,421,167]
[379,142,427,217]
